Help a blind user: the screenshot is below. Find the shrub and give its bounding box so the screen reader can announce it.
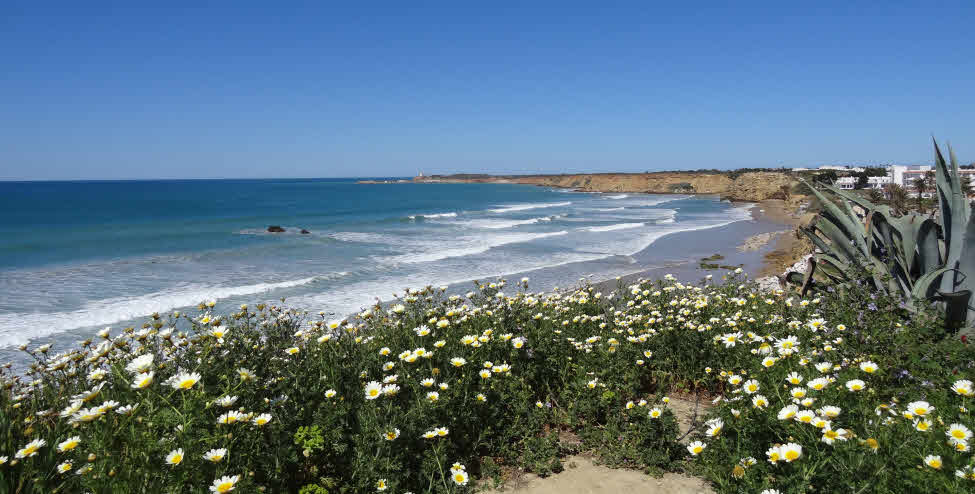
[0,274,972,493]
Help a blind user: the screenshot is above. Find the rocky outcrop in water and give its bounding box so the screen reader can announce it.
[267,225,286,233]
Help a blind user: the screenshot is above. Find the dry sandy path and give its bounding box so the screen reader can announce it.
[483,454,714,494]
[484,397,715,493]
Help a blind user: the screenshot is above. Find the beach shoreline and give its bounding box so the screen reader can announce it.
[0,189,803,365]
[441,196,800,302]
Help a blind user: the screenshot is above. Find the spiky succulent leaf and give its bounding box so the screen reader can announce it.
[934,140,971,292]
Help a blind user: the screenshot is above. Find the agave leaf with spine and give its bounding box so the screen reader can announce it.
[796,140,975,333]
[934,140,971,293]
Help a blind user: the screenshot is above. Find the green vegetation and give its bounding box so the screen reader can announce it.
[1,271,973,493]
[794,140,974,335]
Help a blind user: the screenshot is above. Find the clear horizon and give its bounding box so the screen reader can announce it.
[2,1,973,181]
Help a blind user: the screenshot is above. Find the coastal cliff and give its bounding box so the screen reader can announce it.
[414,171,798,203]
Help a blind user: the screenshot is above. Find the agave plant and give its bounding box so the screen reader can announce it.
[793,139,974,332]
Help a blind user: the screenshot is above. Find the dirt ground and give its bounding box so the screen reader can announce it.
[483,397,715,494]
[665,395,712,443]
[483,454,714,494]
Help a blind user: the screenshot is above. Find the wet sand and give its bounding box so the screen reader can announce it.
[752,199,809,277]
[579,200,797,296]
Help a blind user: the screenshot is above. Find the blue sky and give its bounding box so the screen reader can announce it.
[1,1,973,180]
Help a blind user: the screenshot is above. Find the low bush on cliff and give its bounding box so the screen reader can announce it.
[1,274,973,493]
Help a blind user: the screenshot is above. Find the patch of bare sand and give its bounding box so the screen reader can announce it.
[666,396,712,443]
[483,454,713,494]
[484,397,715,493]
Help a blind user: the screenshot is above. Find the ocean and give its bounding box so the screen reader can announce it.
[0,179,752,357]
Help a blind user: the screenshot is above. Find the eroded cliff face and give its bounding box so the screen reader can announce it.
[509,173,734,195]
[416,171,798,203]
[723,172,796,202]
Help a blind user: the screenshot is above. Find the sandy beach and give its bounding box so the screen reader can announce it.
[578,199,799,296]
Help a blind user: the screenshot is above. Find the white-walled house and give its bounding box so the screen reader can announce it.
[835,176,856,189]
[890,164,975,190]
[792,165,867,173]
[866,176,892,189]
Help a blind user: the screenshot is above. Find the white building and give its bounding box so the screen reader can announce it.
[865,176,892,189]
[793,165,867,173]
[890,165,932,187]
[835,176,856,189]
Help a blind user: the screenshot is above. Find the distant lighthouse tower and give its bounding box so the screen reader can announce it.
[417,170,424,178]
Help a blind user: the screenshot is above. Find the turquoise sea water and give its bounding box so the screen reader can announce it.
[0,179,750,352]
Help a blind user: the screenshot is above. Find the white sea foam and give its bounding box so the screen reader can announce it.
[291,251,612,317]
[2,199,754,352]
[408,212,458,220]
[488,201,571,213]
[292,204,752,326]
[596,208,677,222]
[330,232,400,244]
[582,222,646,232]
[629,195,690,207]
[617,206,752,256]
[296,207,750,318]
[383,231,569,264]
[606,194,629,199]
[458,216,554,229]
[593,207,626,212]
[0,275,343,348]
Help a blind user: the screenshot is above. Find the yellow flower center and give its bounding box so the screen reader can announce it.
[785,451,799,461]
[216,482,234,493]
